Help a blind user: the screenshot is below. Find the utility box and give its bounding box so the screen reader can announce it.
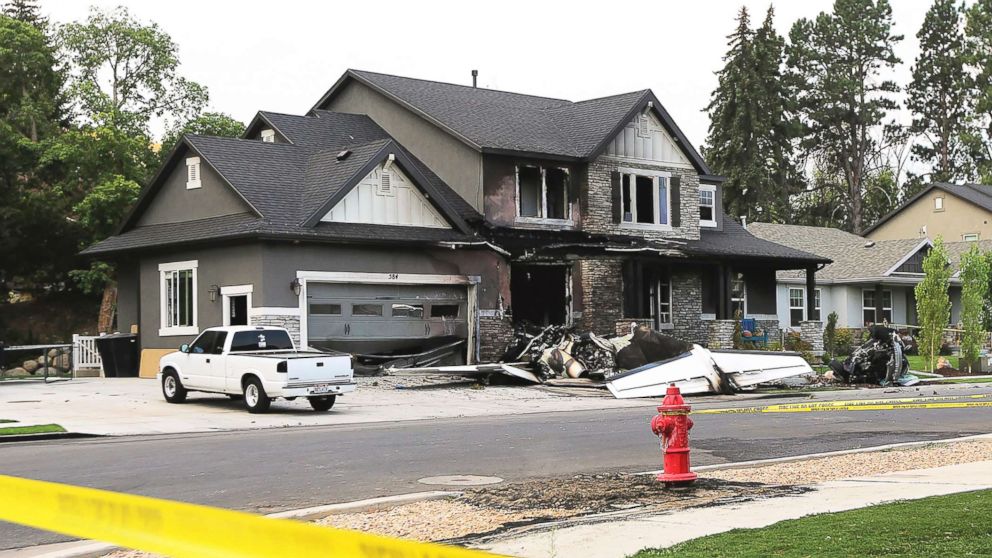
[95,333,139,377]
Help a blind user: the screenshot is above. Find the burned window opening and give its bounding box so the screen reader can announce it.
[518,166,542,218]
[545,168,568,220]
[620,172,669,226]
[635,176,654,224]
[517,165,569,220]
[430,304,460,318]
[510,265,568,326]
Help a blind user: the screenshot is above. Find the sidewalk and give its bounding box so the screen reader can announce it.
[480,459,992,558]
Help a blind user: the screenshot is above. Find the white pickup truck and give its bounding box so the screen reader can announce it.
[158,326,355,413]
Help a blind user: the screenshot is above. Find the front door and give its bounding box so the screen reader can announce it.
[228,295,248,326]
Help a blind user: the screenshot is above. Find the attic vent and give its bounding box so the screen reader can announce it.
[186,157,201,190]
[336,150,351,161]
[637,114,651,138]
[377,171,394,196]
[261,129,275,143]
[864,240,876,248]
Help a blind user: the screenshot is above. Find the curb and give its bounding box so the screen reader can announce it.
[0,490,460,558]
[638,432,992,476]
[0,432,99,444]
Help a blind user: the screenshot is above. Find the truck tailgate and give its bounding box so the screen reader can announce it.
[286,354,353,384]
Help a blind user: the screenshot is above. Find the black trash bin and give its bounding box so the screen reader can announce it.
[95,333,139,377]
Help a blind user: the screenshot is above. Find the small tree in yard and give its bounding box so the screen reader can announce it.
[959,244,990,371]
[915,237,952,372]
[823,311,839,359]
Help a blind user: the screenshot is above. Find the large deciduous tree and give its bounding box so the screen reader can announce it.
[159,111,244,162]
[915,237,952,372]
[705,7,799,223]
[786,0,902,234]
[907,0,974,188]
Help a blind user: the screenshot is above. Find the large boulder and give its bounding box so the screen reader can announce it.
[48,348,60,359]
[8,367,27,376]
[53,353,71,371]
[22,360,39,374]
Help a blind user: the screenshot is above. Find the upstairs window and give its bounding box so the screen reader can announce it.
[260,129,276,143]
[517,165,569,221]
[699,184,717,227]
[934,196,944,211]
[621,171,669,226]
[186,157,201,190]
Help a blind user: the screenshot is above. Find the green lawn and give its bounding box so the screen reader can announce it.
[631,490,992,558]
[906,354,964,372]
[0,423,65,436]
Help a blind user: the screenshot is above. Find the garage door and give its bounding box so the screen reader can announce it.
[306,283,469,354]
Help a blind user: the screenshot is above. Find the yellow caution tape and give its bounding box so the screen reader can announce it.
[757,393,992,411]
[0,474,499,558]
[695,401,992,415]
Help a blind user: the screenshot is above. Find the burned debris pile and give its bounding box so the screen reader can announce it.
[827,326,919,387]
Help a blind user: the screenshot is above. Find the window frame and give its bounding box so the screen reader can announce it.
[515,164,572,223]
[861,289,892,326]
[654,275,672,326]
[186,157,201,190]
[811,288,822,322]
[699,184,717,228]
[618,167,672,231]
[159,260,199,336]
[789,287,805,327]
[731,272,747,317]
[934,196,944,212]
[963,233,980,242]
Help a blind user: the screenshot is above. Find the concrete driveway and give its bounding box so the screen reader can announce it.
[0,376,654,436]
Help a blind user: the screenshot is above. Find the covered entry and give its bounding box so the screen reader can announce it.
[510,264,570,326]
[299,272,475,362]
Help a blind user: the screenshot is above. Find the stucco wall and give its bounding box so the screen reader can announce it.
[869,190,992,242]
[322,80,484,211]
[136,149,253,226]
[482,154,582,229]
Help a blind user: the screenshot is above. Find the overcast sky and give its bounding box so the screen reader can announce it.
[44,0,935,145]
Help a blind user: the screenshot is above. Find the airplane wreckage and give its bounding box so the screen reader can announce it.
[381,323,876,398]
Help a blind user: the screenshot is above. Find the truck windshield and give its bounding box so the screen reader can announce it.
[229,330,294,352]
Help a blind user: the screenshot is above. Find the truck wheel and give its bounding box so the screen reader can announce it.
[162,371,187,403]
[309,395,336,412]
[243,377,271,413]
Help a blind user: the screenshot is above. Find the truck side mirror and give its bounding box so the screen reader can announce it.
[179,344,190,353]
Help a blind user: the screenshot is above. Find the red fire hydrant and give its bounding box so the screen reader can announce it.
[650,383,697,485]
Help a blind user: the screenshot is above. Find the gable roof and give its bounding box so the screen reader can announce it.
[749,222,934,282]
[312,69,712,173]
[864,182,992,234]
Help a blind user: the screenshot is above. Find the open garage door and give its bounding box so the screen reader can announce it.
[306,283,469,359]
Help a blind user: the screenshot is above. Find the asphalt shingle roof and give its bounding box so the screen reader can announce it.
[686,220,828,263]
[749,223,929,281]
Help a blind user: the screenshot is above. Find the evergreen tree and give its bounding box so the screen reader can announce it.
[966,0,992,182]
[915,237,952,372]
[2,0,45,30]
[908,0,974,184]
[958,244,989,371]
[786,0,902,234]
[705,7,798,223]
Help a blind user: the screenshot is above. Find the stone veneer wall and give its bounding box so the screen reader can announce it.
[251,314,301,347]
[583,156,701,242]
[800,320,824,352]
[478,313,514,363]
[671,269,705,345]
[577,259,624,336]
[707,320,737,349]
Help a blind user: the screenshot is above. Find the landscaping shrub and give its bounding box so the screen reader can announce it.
[833,328,856,355]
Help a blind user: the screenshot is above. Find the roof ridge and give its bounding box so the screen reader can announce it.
[186,134,303,149]
[568,89,651,106]
[349,68,575,105]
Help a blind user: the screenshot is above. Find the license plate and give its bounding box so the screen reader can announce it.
[309,384,334,394]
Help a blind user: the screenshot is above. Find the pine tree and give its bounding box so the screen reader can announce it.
[908,0,974,184]
[786,0,902,234]
[966,0,992,182]
[915,237,952,372]
[704,7,798,223]
[3,0,46,30]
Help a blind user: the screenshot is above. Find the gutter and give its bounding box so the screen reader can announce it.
[436,240,511,257]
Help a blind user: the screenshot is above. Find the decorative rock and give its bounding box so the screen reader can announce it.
[8,367,27,376]
[48,348,59,359]
[54,353,71,371]
[22,360,39,374]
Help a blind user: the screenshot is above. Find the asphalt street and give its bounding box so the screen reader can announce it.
[2,402,991,550]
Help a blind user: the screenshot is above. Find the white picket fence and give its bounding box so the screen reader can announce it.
[72,334,104,371]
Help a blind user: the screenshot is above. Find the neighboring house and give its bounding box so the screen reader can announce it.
[865,182,992,242]
[750,222,984,332]
[83,69,826,374]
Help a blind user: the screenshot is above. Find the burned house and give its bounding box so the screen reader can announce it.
[82,70,826,375]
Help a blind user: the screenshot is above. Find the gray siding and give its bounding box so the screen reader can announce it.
[137,244,264,349]
[136,152,254,226]
[323,80,484,211]
[116,259,140,333]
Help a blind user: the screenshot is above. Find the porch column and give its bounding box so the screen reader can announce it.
[874,283,884,325]
[805,266,816,319]
[716,265,730,320]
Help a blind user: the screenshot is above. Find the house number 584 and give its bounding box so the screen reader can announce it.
[388,273,399,280]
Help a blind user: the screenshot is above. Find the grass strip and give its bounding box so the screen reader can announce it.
[631,490,992,558]
[0,424,65,436]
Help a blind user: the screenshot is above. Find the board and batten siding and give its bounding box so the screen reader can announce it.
[321,163,450,228]
[605,111,692,167]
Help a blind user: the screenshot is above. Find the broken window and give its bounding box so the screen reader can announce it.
[862,290,892,326]
[430,304,460,318]
[621,172,669,226]
[789,288,804,327]
[731,273,746,317]
[622,261,672,327]
[391,303,424,318]
[517,165,569,220]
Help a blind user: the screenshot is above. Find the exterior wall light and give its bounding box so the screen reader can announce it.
[208,285,219,302]
[291,278,302,297]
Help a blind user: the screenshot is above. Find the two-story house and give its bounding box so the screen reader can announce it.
[83,70,826,374]
[866,182,992,242]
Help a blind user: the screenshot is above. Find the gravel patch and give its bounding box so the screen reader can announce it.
[705,440,992,485]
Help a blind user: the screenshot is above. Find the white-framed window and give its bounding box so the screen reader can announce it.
[619,168,671,229]
[516,165,570,221]
[731,272,746,317]
[811,288,821,321]
[653,276,672,325]
[159,260,198,336]
[221,284,253,327]
[186,157,201,190]
[934,196,944,211]
[699,184,717,227]
[260,129,275,143]
[862,289,892,326]
[963,233,980,242]
[789,288,805,327]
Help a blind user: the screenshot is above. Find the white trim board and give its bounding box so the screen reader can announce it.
[247,307,301,317]
[295,271,480,285]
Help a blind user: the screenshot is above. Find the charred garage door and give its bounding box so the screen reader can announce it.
[306,283,468,356]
